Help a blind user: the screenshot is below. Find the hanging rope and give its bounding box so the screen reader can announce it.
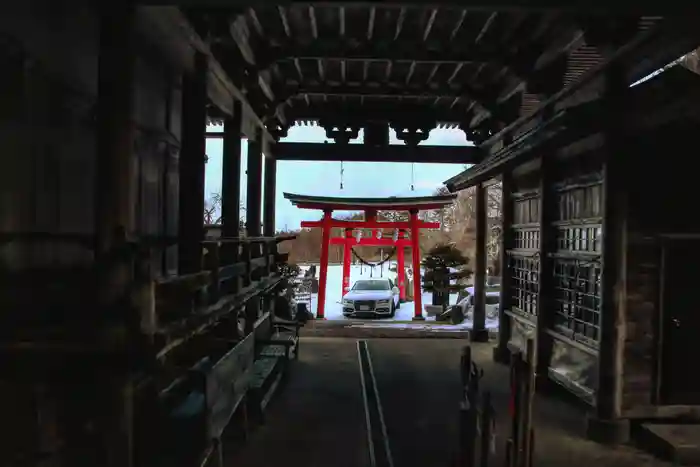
[340,160,345,190]
[351,247,397,268]
[410,163,415,191]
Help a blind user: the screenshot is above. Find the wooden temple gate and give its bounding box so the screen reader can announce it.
[2,1,700,465]
[284,193,457,319]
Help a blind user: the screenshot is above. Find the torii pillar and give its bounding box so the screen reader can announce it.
[409,209,424,320]
[397,229,406,302]
[342,227,352,297]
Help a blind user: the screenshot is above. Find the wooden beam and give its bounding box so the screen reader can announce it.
[257,40,504,68]
[589,65,629,443]
[263,154,277,237]
[179,52,209,274]
[221,100,242,239]
[246,129,263,237]
[472,182,489,341]
[283,103,472,126]
[275,142,482,164]
[138,1,692,14]
[136,7,274,142]
[535,155,555,383]
[493,171,514,363]
[275,82,501,113]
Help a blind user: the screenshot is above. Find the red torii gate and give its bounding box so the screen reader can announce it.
[284,193,457,320]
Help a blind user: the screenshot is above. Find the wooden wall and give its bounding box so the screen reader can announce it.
[0,3,185,462]
[620,121,700,415]
[0,2,182,276]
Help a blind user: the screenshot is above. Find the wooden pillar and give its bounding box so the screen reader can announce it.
[472,183,489,341]
[494,172,514,363]
[246,129,263,238]
[91,7,137,467]
[586,66,630,444]
[397,230,406,302]
[316,210,332,319]
[263,151,277,237]
[342,228,352,296]
[95,6,135,258]
[221,100,242,240]
[410,210,424,320]
[536,156,555,380]
[178,52,208,274]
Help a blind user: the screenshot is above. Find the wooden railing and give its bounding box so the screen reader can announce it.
[0,230,297,466]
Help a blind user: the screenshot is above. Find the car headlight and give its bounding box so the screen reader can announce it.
[376,299,391,305]
[342,299,353,306]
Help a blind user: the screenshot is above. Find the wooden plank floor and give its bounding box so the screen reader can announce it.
[226,338,677,467]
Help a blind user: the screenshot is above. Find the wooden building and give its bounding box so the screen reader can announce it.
[446,56,700,443]
[1,1,700,465]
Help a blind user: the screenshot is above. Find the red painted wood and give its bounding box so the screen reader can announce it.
[301,220,439,229]
[342,228,352,297]
[397,230,406,301]
[410,211,423,319]
[317,211,332,319]
[329,237,413,246]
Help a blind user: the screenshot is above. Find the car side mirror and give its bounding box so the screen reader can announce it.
[392,286,399,295]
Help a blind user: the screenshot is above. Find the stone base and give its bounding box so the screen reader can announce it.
[470,328,490,342]
[314,316,327,320]
[586,416,630,445]
[492,345,511,365]
[412,315,426,321]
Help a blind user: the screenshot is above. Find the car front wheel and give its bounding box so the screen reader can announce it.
[390,301,396,317]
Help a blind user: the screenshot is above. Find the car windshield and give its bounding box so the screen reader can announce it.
[353,280,390,291]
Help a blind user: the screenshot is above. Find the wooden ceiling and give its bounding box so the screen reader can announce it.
[184,3,663,144]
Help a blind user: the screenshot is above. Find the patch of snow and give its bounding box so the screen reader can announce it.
[296,263,500,332]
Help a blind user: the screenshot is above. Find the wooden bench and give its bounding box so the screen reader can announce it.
[158,332,255,465]
[247,311,302,423]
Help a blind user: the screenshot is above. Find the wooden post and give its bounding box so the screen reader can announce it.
[178,52,208,274]
[535,157,555,381]
[221,99,242,252]
[472,183,488,341]
[410,210,424,320]
[342,228,352,296]
[587,66,630,444]
[92,8,138,467]
[397,230,406,302]
[494,172,514,363]
[316,210,332,319]
[95,4,135,250]
[263,151,277,237]
[521,339,536,467]
[94,3,136,308]
[246,129,263,238]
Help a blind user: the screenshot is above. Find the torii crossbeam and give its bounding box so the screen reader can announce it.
[284,193,457,320]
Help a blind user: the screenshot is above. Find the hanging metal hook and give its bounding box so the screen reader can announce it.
[411,163,415,191]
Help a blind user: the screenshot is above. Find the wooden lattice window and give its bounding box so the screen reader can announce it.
[514,228,541,250]
[555,225,601,253]
[552,259,601,345]
[509,256,539,317]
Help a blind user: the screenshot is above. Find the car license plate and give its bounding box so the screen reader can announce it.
[360,305,370,311]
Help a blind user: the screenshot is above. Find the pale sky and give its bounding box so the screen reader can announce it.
[204,125,473,231]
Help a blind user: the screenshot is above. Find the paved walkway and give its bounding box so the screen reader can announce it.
[227,338,672,467]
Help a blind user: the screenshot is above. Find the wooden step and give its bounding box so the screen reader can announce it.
[636,423,700,465]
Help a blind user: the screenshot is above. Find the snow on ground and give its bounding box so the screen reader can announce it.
[298,263,499,331]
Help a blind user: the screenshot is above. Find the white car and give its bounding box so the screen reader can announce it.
[341,279,401,318]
